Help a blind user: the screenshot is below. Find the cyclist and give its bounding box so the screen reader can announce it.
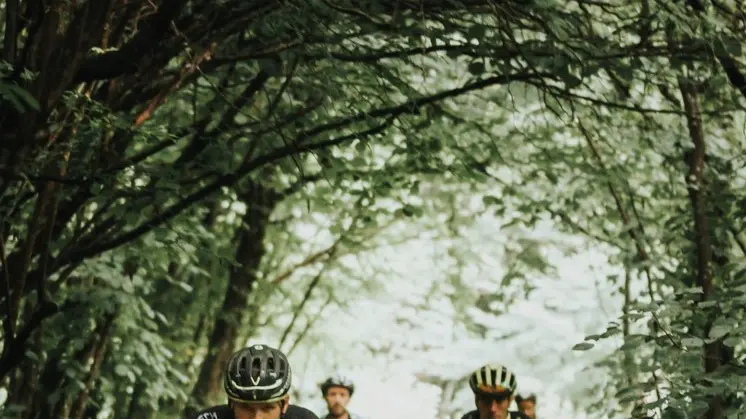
[515,394,536,419]
[193,344,318,419]
[460,364,529,419]
[319,375,366,419]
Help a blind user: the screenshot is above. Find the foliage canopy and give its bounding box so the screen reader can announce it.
[1,0,746,418]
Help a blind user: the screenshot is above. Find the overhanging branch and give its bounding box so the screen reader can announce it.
[52,72,544,267]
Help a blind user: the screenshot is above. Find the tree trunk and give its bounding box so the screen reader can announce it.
[679,79,721,419]
[124,379,148,419]
[189,180,280,408]
[5,303,42,419]
[69,313,117,419]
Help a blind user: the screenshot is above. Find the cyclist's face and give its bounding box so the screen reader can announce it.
[518,400,536,418]
[324,386,351,416]
[231,398,288,419]
[476,394,512,419]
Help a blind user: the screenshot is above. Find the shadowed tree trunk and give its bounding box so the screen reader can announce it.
[679,79,721,419]
[189,180,281,409]
[124,380,149,419]
[21,309,118,419]
[68,313,116,419]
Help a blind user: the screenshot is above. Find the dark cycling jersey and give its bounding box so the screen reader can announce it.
[194,404,319,419]
[321,413,369,419]
[460,410,529,419]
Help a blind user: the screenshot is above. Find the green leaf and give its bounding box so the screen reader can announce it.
[122,280,135,293]
[643,398,665,410]
[724,335,741,347]
[466,25,486,40]
[114,364,129,377]
[1,88,24,111]
[5,83,40,111]
[572,342,594,351]
[468,61,485,75]
[681,337,704,347]
[708,324,731,340]
[482,195,502,206]
[679,287,703,295]
[717,36,742,57]
[560,72,583,89]
[399,204,422,218]
[679,351,700,367]
[25,350,39,361]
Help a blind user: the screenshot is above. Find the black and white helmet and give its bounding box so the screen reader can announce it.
[320,374,355,396]
[468,364,517,396]
[224,344,292,403]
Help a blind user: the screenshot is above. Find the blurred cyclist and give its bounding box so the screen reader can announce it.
[319,374,367,419]
[515,394,536,419]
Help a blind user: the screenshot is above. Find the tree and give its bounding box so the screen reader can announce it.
[0,1,559,416]
[4,1,746,418]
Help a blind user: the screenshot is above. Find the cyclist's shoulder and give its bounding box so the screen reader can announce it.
[459,410,527,419]
[287,404,320,419]
[193,404,232,419]
[190,404,317,419]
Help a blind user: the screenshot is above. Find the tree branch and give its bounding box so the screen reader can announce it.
[50,72,543,269]
[73,0,187,83]
[0,300,78,379]
[296,71,548,144]
[174,70,270,167]
[270,238,342,285]
[285,294,333,357]
[2,0,19,61]
[277,266,327,349]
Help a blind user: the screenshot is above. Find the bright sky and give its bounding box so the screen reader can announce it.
[253,217,628,419]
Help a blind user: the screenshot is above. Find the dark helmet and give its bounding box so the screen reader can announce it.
[516,393,537,404]
[319,374,355,396]
[224,344,292,403]
[468,364,518,396]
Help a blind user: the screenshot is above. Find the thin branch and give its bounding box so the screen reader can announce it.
[270,238,342,285]
[285,294,334,357]
[536,82,728,115]
[295,72,549,144]
[105,135,182,173]
[277,266,327,350]
[0,168,86,186]
[578,122,655,297]
[174,70,270,167]
[133,43,216,127]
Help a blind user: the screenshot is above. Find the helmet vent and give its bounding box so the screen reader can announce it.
[251,357,262,380]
